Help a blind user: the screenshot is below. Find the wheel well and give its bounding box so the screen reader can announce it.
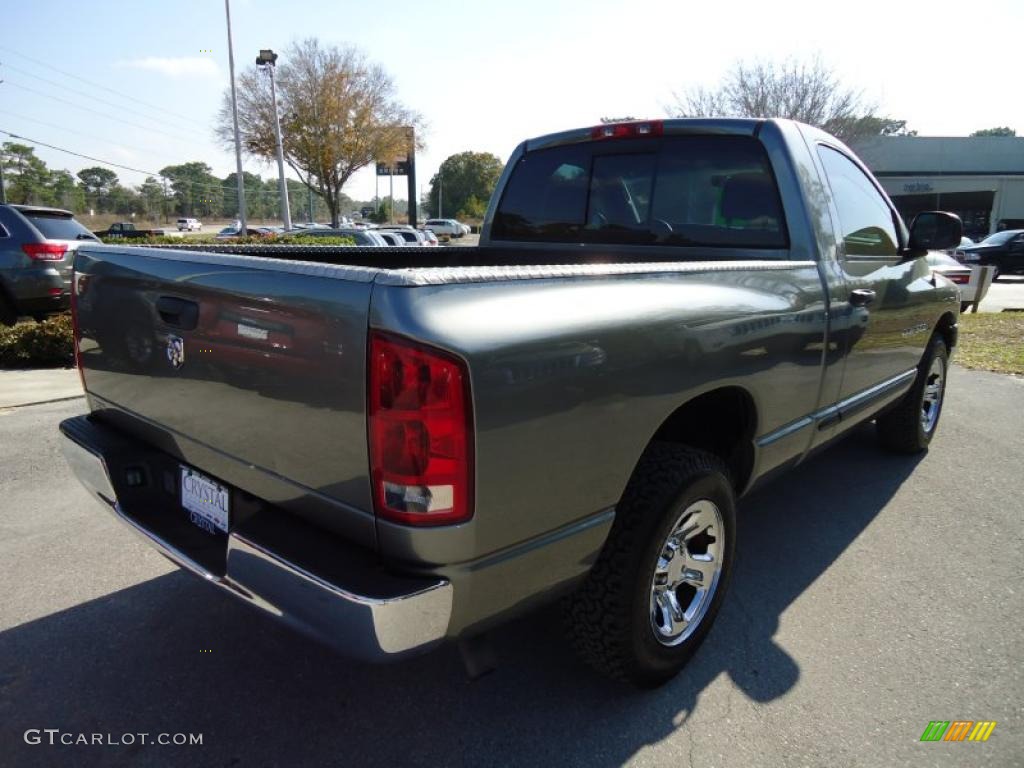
[935,311,957,353]
[649,387,757,492]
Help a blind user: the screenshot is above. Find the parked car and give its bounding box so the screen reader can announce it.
[956,229,1024,279]
[423,218,465,238]
[926,252,984,312]
[0,204,99,325]
[376,231,405,246]
[380,227,429,246]
[295,227,386,247]
[93,222,169,239]
[61,118,963,687]
[419,229,439,247]
[177,218,202,232]
[215,227,270,240]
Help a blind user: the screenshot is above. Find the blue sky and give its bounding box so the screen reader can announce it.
[2,0,1022,208]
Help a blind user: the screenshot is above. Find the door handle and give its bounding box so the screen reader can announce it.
[156,296,199,329]
[849,288,876,308]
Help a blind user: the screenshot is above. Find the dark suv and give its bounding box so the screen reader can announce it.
[0,205,99,325]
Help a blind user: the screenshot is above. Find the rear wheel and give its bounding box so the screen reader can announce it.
[0,293,16,327]
[564,444,736,687]
[876,335,948,453]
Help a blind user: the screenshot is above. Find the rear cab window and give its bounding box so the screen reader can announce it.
[24,212,96,241]
[491,135,788,251]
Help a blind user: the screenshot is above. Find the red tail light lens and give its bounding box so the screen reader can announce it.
[591,120,664,140]
[368,331,473,526]
[949,273,970,285]
[22,242,68,261]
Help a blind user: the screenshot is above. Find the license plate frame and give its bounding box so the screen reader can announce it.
[180,465,230,535]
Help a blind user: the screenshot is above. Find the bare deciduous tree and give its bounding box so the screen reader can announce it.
[669,58,910,145]
[216,39,422,226]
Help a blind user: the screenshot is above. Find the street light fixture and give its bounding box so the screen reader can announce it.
[256,48,292,230]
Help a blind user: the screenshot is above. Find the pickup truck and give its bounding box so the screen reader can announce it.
[92,222,170,239]
[59,119,963,687]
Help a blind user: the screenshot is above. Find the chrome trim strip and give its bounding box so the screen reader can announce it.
[758,368,918,444]
[756,415,814,448]
[60,431,453,660]
[835,369,916,421]
[380,260,817,287]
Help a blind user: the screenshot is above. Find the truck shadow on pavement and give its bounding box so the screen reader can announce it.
[0,424,923,768]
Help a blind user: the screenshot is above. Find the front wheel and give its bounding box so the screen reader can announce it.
[564,444,736,687]
[876,335,948,453]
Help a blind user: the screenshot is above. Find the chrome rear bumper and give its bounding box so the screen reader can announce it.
[59,416,452,661]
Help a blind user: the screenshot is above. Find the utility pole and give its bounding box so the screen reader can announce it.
[389,168,394,223]
[257,49,292,230]
[0,153,6,204]
[225,0,247,232]
[438,168,443,218]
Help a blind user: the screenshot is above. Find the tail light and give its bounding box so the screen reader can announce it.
[368,331,473,526]
[22,242,68,261]
[940,271,971,285]
[591,120,663,140]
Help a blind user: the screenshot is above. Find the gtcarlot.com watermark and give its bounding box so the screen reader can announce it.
[24,729,203,747]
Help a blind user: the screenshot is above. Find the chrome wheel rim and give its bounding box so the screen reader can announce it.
[649,499,724,646]
[921,356,945,434]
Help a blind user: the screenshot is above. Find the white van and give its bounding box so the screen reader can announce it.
[177,218,202,232]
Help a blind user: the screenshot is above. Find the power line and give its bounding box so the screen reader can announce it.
[3,81,207,146]
[0,61,209,138]
[0,44,212,130]
[0,128,304,199]
[0,127,164,176]
[0,109,193,166]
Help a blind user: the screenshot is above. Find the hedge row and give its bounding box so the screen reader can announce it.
[99,234,356,246]
[0,314,74,368]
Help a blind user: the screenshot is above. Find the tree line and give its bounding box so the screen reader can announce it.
[0,142,361,222]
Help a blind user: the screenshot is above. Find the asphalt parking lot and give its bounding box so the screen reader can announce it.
[1,367,1022,768]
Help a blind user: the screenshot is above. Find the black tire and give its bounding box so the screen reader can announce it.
[0,292,16,327]
[876,335,949,454]
[564,443,736,687]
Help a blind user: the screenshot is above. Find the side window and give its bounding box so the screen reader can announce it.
[818,145,898,257]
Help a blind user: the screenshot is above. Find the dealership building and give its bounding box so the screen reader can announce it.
[852,135,1024,241]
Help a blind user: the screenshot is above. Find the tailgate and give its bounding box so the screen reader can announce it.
[73,245,379,537]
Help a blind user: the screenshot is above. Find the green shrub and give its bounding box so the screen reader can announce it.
[99,234,356,246]
[0,313,74,368]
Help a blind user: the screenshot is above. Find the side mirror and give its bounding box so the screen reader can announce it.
[908,211,963,253]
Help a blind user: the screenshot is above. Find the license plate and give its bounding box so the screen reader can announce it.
[180,465,230,534]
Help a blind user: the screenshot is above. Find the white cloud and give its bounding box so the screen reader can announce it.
[118,57,220,78]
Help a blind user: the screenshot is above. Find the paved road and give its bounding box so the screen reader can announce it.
[1,368,1022,768]
[978,275,1024,313]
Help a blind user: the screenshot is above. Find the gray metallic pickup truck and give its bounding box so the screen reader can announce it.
[60,119,963,687]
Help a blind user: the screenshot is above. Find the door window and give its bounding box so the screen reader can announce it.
[818,146,898,257]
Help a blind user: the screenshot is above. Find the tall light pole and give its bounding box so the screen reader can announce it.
[257,49,292,231]
[224,0,247,232]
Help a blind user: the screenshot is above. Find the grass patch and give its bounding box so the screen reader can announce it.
[0,314,74,369]
[956,313,1024,375]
